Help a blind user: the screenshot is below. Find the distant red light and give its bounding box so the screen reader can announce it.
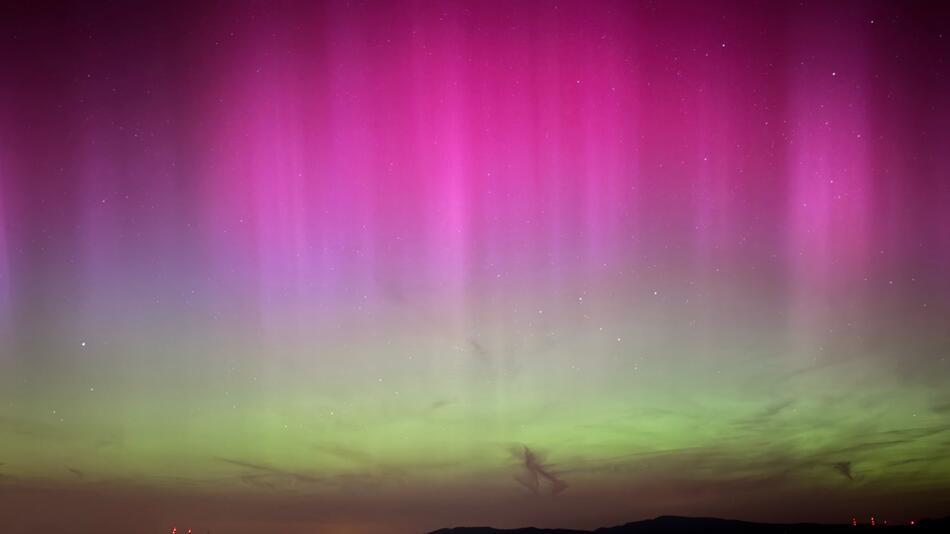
[910,520,916,526]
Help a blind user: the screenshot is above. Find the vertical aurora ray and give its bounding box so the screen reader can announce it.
[1,1,949,532]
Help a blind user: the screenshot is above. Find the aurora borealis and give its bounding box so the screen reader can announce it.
[1,0,949,532]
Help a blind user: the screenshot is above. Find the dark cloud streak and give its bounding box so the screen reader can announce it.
[513,445,568,496]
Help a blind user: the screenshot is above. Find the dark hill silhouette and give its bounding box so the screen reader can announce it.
[429,515,950,534]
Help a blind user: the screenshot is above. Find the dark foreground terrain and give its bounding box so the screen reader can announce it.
[430,515,950,534]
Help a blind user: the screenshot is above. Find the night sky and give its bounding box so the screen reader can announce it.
[1,1,949,532]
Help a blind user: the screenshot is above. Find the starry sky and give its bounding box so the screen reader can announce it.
[1,1,949,532]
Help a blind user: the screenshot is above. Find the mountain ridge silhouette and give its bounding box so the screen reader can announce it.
[428,515,950,534]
